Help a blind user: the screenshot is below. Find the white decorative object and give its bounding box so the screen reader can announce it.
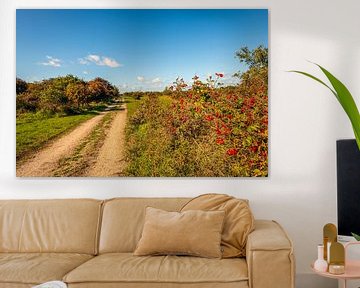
[32,281,67,288]
[314,244,328,272]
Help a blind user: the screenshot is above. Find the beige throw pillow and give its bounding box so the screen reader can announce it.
[134,207,225,258]
[181,193,255,258]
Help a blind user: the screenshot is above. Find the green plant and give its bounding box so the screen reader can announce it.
[290,63,360,150]
[352,232,360,241]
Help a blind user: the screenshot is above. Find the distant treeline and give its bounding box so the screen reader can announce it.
[16,75,119,115]
[121,91,165,100]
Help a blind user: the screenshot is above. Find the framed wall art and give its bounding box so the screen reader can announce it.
[16,9,268,177]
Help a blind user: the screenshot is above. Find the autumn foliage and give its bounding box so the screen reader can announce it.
[16,75,119,115]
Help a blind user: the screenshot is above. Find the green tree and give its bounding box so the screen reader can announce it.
[39,84,68,113]
[39,75,82,113]
[88,77,119,102]
[66,81,88,109]
[234,46,268,93]
[235,45,268,69]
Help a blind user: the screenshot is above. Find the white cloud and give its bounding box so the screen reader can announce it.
[102,57,120,68]
[40,56,61,67]
[87,54,100,62]
[79,54,122,68]
[122,76,166,92]
[151,77,162,84]
[78,58,89,65]
[83,71,89,75]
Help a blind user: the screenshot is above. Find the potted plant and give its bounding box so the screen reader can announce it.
[291,63,360,240]
[291,63,360,149]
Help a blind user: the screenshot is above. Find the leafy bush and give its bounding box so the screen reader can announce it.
[16,75,119,115]
[125,73,268,176]
[125,46,268,177]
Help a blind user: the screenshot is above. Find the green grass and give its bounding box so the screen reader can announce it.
[124,96,143,118]
[124,94,177,176]
[123,95,172,118]
[16,113,95,160]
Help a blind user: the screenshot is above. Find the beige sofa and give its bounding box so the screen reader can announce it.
[0,198,295,288]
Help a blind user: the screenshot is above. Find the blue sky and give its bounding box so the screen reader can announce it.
[16,9,268,92]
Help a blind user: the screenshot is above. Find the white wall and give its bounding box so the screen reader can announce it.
[1,0,359,287]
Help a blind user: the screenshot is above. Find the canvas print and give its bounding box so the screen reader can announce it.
[16,9,268,177]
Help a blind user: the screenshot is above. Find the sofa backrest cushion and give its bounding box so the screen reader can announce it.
[181,194,254,258]
[0,199,102,254]
[99,198,189,253]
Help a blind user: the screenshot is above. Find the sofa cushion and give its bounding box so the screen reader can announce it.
[0,253,93,285]
[0,199,102,254]
[181,194,254,258]
[99,198,190,253]
[134,207,225,258]
[63,253,248,285]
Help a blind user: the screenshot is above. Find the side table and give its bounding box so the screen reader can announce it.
[311,242,360,288]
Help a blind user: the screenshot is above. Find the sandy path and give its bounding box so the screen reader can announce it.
[16,114,105,177]
[86,106,127,177]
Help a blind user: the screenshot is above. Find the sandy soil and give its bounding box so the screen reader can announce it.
[16,113,106,177]
[85,106,127,177]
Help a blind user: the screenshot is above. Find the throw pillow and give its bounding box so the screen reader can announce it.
[134,207,225,258]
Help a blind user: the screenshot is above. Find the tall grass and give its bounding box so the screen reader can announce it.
[125,95,177,176]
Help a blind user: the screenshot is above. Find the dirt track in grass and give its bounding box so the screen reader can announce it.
[16,104,128,177]
[85,106,128,177]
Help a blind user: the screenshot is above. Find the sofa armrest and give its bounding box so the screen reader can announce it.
[246,220,295,288]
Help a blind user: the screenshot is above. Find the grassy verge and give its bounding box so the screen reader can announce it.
[53,112,115,177]
[124,94,176,176]
[16,113,95,160]
[124,96,142,118]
